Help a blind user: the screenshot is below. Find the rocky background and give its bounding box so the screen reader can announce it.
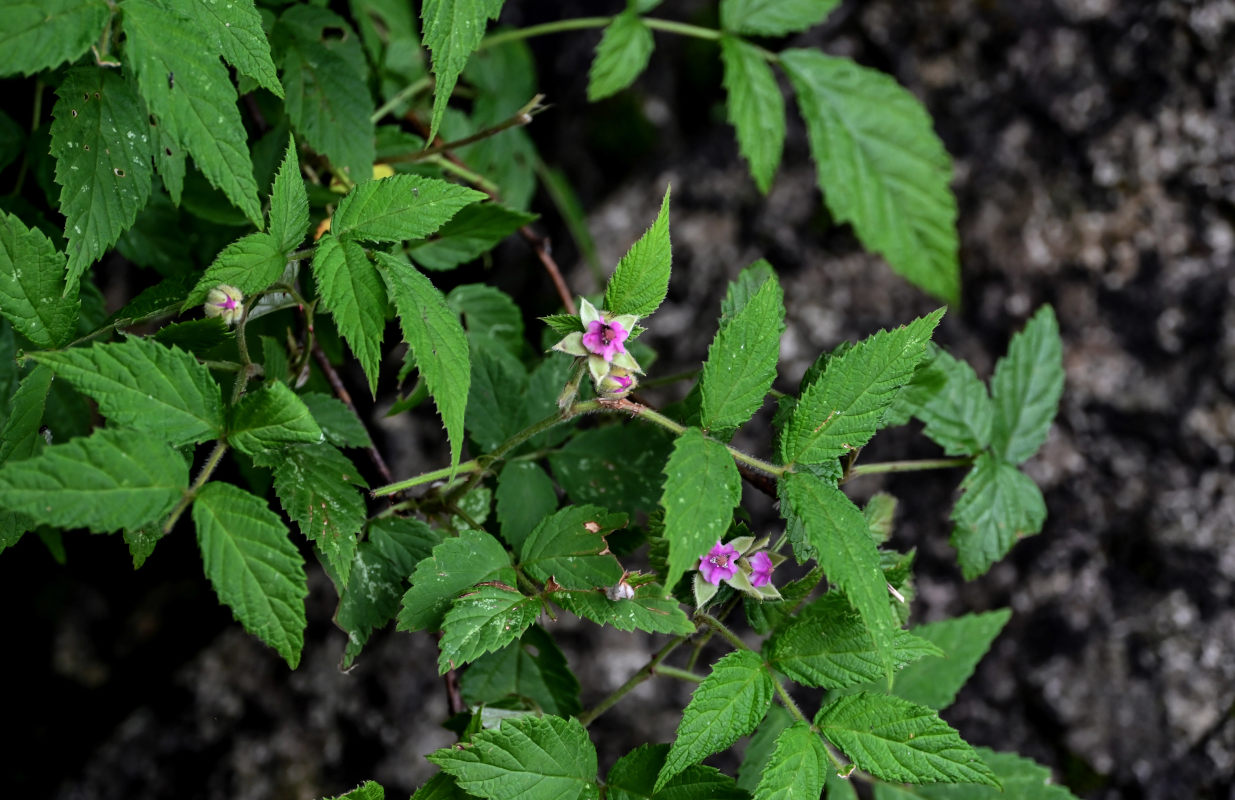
[6,1,1233,798]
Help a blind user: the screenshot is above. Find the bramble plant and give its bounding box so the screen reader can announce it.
[0,1,1072,799]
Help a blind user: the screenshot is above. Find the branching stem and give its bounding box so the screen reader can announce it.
[577,634,688,727]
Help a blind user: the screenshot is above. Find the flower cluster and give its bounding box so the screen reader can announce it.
[204,284,244,326]
[693,536,785,606]
[551,298,643,399]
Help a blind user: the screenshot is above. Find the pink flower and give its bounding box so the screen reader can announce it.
[698,541,740,585]
[748,551,775,587]
[581,317,629,362]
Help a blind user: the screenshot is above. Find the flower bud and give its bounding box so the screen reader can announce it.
[204,284,244,326]
[597,367,637,399]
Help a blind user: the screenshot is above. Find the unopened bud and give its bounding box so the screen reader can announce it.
[204,284,244,326]
[597,367,637,399]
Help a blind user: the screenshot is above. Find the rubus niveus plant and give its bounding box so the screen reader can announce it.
[0,1,1074,798]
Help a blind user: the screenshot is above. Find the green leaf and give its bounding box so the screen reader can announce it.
[397,528,512,632]
[461,624,581,716]
[720,36,784,194]
[0,210,78,348]
[950,454,1046,579]
[188,0,283,98]
[778,472,898,679]
[891,609,1012,710]
[990,306,1064,465]
[549,425,672,518]
[410,774,473,800]
[301,392,372,449]
[518,505,625,589]
[420,0,506,143]
[447,283,525,348]
[769,593,942,689]
[872,747,1079,800]
[0,365,53,464]
[378,252,471,471]
[658,650,774,790]
[193,481,308,668]
[183,231,289,309]
[269,442,366,585]
[700,269,784,438]
[912,349,993,456]
[0,428,187,532]
[428,715,598,800]
[0,0,110,76]
[411,203,537,271]
[495,461,557,553]
[781,50,958,304]
[587,11,655,101]
[781,309,943,466]
[660,428,742,589]
[719,0,838,35]
[313,234,387,394]
[336,516,441,668]
[123,525,164,569]
[31,337,224,445]
[50,68,156,285]
[269,134,310,254]
[607,743,749,800]
[122,0,263,226]
[752,722,829,800]
[228,381,324,454]
[737,703,792,792]
[551,582,693,635]
[815,692,999,786]
[324,781,385,800]
[604,187,672,318]
[466,337,528,452]
[334,175,486,244]
[275,6,375,182]
[438,582,539,672]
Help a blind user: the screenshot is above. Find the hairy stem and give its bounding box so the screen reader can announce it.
[371,76,432,123]
[845,456,973,480]
[654,665,703,683]
[162,441,229,534]
[390,95,543,162]
[695,612,751,652]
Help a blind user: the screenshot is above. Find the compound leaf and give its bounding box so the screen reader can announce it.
[752,722,829,800]
[428,714,598,800]
[275,6,375,181]
[892,609,1012,710]
[519,505,625,590]
[420,0,505,143]
[604,187,672,318]
[781,50,958,304]
[660,427,742,590]
[720,0,838,36]
[0,428,187,533]
[270,442,366,586]
[587,11,654,101]
[770,593,942,690]
[720,35,785,193]
[990,305,1064,465]
[397,528,512,632]
[0,210,79,348]
[0,0,110,77]
[815,692,998,786]
[313,234,387,394]
[269,134,310,253]
[657,650,774,790]
[700,269,784,438]
[228,380,323,454]
[32,337,224,445]
[781,309,943,466]
[950,454,1046,579]
[779,472,897,680]
[378,252,470,472]
[333,175,485,244]
[123,0,262,226]
[193,481,308,668]
[50,68,156,285]
[438,582,539,672]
